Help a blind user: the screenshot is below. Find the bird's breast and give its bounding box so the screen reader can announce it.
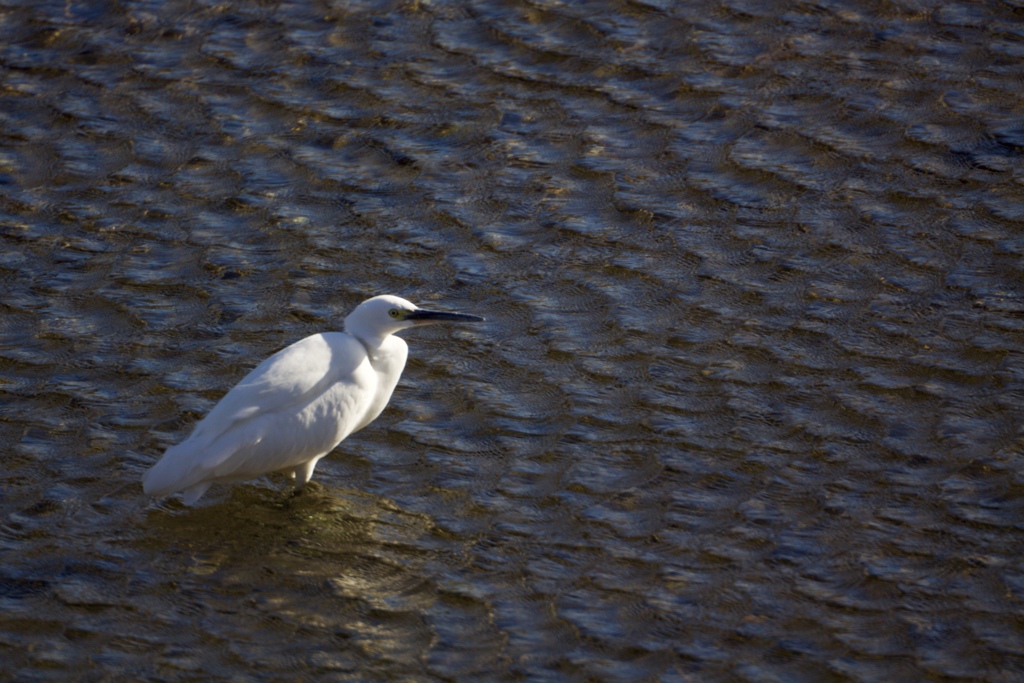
[351,336,409,432]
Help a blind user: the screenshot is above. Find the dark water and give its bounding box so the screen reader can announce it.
[2,0,1024,680]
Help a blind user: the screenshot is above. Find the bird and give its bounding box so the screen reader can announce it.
[142,295,484,505]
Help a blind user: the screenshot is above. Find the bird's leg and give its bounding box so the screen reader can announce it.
[292,457,321,490]
[283,458,323,501]
[180,482,212,506]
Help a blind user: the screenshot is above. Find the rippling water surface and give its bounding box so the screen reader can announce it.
[2,0,1024,680]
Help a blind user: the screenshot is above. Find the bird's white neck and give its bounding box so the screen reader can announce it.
[347,330,388,356]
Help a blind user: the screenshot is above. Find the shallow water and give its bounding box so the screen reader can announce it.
[2,0,1024,680]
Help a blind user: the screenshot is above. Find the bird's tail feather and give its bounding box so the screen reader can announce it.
[142,440,220,498]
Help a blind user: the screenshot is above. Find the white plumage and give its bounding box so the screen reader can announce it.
[142,295,483,505]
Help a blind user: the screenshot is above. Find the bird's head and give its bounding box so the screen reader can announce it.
[344,295,484,345]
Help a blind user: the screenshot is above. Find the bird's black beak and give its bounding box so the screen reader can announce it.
[406,310,485,325]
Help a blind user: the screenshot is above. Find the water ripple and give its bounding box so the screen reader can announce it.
[1,0,1023,680]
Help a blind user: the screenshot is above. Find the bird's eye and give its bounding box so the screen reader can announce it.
[389,309,401,319]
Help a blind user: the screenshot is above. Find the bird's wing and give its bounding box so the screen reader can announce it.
[188,332,367,450]
[142,333,370,499]
[143,333,370,497]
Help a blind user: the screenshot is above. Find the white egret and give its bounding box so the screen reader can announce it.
[142,295,484,505]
